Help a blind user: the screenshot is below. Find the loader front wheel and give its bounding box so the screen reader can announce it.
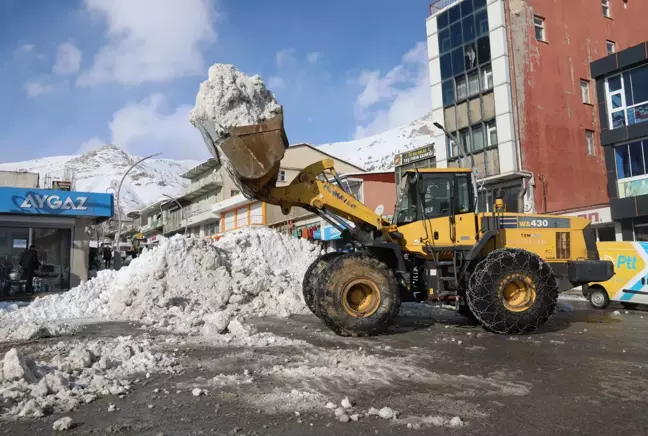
[302,252,343,316]
[314,253,400,337]
[467,248,558,335]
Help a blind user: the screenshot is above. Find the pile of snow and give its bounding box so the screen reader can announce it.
[0,227,320,342]
[0,336,178,418]
[189,63,281,142]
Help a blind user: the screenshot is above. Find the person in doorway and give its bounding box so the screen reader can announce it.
[19,245,40,294]
[103,245,112,269]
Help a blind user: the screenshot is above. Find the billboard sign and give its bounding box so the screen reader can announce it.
[51,180,72,191]
[394,145,435,167]
[0,187,113,218]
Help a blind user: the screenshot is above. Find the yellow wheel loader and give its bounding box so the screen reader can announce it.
[196,111,614,336]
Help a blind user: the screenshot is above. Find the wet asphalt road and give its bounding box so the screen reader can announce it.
[3,300,648,436]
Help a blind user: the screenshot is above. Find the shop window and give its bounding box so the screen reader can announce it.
[607,40,616,54]
[580,80,591,104]
[635,224,648,242]
[534,16,546,42]
[33,228,72,292]
[586,130,595,156]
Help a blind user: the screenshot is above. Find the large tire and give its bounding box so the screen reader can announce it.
[467,248,558,335]
[314,252,401,337]
[302,252,343,316]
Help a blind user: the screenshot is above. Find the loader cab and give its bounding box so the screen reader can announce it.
[395,168,474,226]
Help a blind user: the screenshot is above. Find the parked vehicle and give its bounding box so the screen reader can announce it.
[583,241,648,310]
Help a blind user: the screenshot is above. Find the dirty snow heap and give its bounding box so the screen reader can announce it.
[189,63,282,142]
[0,228,320,343]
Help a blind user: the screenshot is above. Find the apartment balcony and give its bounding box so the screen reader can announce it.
[140,219,164,235]
[429,0,462,15]
[164,205,218,234]
[184,172,223,200]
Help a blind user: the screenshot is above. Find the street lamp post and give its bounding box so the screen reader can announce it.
[162,194,187,236]
[114,152,162,270]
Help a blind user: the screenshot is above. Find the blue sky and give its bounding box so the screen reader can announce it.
[0,0,432,162]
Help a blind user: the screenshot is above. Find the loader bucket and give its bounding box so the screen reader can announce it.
[195,112,289,199]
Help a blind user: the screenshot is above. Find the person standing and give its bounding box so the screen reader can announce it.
[103,245,112,269]
[19,244,40,294]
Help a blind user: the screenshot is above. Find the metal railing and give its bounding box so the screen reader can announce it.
[429,0,462,15]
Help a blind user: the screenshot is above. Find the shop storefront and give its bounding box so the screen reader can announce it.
[0,187,113,296]
[561,205,620,242]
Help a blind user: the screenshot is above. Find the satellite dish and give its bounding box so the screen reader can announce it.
[375,205,385,216]
[110,180,119,189]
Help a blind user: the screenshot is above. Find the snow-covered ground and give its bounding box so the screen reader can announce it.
[0,145,198,213]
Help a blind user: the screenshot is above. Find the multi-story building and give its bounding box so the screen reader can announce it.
[425,0,648,239]
[591,40,648,242]
[227,143,364,236]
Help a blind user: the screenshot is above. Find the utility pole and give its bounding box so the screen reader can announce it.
[114,152,161,270]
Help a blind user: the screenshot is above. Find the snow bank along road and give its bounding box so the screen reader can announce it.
[1,229,648,435]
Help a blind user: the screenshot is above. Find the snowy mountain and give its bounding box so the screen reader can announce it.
[317,112,438,171]
[0,145,199,213]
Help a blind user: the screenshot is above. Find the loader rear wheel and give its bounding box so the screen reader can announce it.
[314,253,400,337]
[302,252,343,316]
[467,248,558,335]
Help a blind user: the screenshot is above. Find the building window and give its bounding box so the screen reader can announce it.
[278,170,286,182]
[533,16,546,42]
[602,0,611,18]
[607,40,616,54]
[456,76,467,100]
[605,65,648,129]
[580,80,591,104]
[614,139,648,199]
[447,136,458,158]
[230,189,240,197]
[481,65,493,91]
[487,120,498,146]
[585,130,595,155]
[459,129,472,154]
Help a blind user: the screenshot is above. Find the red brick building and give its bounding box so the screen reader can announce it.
[426,0,648,240]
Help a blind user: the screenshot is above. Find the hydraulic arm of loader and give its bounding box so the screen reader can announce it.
[264,158,395,243]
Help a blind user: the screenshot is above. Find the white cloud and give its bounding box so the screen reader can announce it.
[24,81,54,97]
[53,43,82,75]
[267,76,286,90]
[353,42,430,139]
[77,0,217,86]
[275,48,296,68]
[83,94,207,160]
[307,52,321,64]
[16,44,34,54]
[77,137,106,154]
